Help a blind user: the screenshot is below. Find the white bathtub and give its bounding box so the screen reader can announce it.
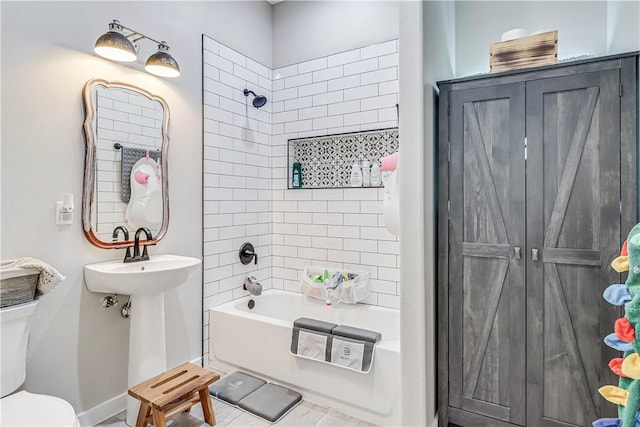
[209,289,400,426]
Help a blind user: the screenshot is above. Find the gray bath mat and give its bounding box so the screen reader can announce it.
[209,371,265,404]
[239,383,302,422]
[209,372,302,423]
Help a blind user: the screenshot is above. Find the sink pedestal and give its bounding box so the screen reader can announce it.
[125,293,167,427]
[83,254,202,427]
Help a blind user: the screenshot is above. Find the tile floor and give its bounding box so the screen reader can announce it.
[97,398,378,427]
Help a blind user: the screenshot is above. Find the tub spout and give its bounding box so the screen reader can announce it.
[244,276,262,296]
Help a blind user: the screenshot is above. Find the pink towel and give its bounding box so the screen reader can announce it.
[380,152,398,172]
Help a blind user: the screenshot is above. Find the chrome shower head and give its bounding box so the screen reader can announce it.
[243,89,268,109]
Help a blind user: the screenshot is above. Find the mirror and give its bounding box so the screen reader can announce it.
[82,79,169,249]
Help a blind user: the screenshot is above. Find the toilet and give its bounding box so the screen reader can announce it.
[0,300,78,426]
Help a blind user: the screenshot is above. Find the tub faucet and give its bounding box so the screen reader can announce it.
[244,276,262,296]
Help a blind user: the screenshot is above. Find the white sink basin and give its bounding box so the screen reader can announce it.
[84,254,201,296]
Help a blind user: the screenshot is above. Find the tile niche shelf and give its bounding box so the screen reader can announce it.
[287,127,399,190]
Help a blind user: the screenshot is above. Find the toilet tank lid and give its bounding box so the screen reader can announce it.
[0,300,38,321]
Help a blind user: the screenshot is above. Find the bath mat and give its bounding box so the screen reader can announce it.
[209,372,302,423]
[209,371,265,404]
[238,383,302,422]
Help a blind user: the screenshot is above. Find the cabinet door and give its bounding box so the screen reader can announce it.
[449,83,526,425]
[526,70,621,426]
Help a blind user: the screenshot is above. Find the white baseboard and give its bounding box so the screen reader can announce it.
[76,392,127,427]
[76,357,204,426]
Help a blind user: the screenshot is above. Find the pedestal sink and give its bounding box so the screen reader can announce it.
[84,254,201,426]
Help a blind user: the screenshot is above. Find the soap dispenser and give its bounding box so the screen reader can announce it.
[350,160,363,187]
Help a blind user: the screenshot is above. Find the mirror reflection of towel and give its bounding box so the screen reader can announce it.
[125,157,162,230]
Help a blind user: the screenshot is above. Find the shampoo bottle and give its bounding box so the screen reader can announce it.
[362,160,371,187]
[370,161,381,186]
[350,160,363,187]
[292,162,302,188]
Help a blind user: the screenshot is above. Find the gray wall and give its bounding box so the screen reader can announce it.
[607,0,640,54]
[455,0,640,77]
[272,1,399,68]
[0,0,271,420]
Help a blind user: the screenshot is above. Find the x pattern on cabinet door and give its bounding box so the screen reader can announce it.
[450,82,526,425]
[526,70,621,426]
[461,104,511,400]
[542,87,600,423]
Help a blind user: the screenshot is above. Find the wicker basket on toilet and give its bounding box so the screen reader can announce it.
[301,266,370,304]
[0,262,39,308]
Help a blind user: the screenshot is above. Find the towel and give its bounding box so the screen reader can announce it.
[126,156,163,231]
[380,152,398,172]
[7,257,65,294]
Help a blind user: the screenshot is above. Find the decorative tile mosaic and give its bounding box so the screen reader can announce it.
[288,128,399,189]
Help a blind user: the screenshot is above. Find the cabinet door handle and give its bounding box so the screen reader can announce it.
[514,247,521,259]
[532,248,539,261]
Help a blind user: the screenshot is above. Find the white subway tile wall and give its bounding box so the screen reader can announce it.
[202,37,273,361]
[202,36,400,361]
[271,40,399,310]
[94,86,163,241]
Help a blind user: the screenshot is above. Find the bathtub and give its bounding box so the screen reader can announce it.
[209,289,400,426]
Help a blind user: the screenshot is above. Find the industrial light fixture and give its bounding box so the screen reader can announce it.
[94,19,180,78]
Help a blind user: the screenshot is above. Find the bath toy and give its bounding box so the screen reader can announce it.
[599,224,640,427]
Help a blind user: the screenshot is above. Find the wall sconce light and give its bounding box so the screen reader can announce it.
[94,19,180,78]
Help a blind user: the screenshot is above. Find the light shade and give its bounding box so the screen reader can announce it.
[94,21,137,62]
[145,43,180,78]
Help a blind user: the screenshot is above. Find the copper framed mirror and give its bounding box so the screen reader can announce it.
[82,79,170,248]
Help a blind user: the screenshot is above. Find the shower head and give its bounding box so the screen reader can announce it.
[243,89,268,108]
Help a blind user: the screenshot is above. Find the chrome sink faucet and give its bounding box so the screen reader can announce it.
[112,226,132,262]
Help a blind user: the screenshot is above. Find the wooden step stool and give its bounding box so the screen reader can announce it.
[128,362,221,427]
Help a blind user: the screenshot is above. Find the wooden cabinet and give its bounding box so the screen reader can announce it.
[438,53,638,427]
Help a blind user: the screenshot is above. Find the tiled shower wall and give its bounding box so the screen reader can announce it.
[202,36,400,359]
[270,40,400,309]
[202,36,273,358]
